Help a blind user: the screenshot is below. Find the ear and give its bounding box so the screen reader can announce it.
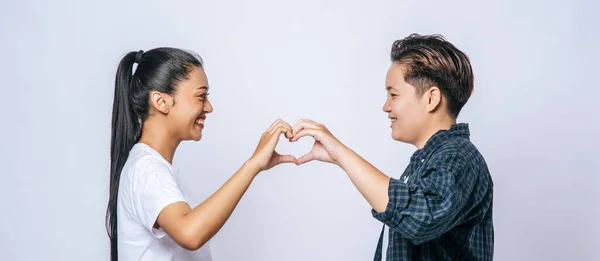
[149,91,173,114]
[425,86,442,112]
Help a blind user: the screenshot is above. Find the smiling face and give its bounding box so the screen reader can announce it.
[166,66,213,141]
[382,62,430,144]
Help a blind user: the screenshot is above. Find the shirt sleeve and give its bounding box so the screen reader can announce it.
[371,144,478,244]
[132,157,187,238]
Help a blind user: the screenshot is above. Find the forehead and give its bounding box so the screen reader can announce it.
[178,66,209,93]
[385,63,408,90]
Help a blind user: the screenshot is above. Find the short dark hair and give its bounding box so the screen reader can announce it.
[391,34,474,118]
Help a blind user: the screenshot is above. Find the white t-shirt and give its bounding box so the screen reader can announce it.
[117,143,212,261]
[382,224,389,259]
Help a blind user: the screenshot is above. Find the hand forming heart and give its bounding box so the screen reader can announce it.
[248,119,346,171]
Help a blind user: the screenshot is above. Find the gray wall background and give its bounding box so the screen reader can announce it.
[1,0,598,260]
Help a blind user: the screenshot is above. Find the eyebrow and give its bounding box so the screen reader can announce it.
[386,86,397,91]
[197,86,208,90]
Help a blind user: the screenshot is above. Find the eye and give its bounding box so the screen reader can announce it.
[199,92,210,101]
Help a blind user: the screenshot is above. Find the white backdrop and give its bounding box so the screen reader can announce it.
[1,0,598,260]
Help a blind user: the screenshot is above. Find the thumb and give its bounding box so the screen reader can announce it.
[297,152,314,165]
[277,153,299,165]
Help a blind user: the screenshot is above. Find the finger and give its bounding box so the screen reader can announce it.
[268,126,293,146]
[297,152,314,165]
[277,153,298,165]
[292,120,320,136]
[270,124,292,136]
[281,126,292,138]
[266,119,283,134]
[293,119,321,128]
[277,119,293,132]
[281,120,293,130]
[292,119,307,133]
[303,119,321,126]
[268,119,290,134]
[281,121,294,139]
[267,121,284,135]
[268,120,291,133]
[290,128,319,142]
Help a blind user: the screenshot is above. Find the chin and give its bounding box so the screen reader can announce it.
[189,124,204,141]
[391,131,407,142]
[188,131,203,141]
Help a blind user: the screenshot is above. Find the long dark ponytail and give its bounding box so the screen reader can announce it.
[106,48,203,261]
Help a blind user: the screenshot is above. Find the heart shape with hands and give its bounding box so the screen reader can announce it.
[249,119,346,171]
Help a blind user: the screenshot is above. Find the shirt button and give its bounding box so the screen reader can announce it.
[420,159,424,163]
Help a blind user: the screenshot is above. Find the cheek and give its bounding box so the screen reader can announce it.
[391,99,421,127]
[390,100,405,116]
[401,98,422,115]
[183,101,203,117]
[172,103,196,124]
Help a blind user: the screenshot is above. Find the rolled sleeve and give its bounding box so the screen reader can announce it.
[371,177,410,224]
[371,146,475,245]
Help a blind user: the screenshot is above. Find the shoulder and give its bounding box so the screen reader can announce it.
[134,155,172,176]
[429,137,485,170]
[123,146,175,185]
[126,154,184,200]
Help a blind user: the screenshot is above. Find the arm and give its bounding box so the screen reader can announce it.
[156,119,297,250]
[335,147,391,213]
[290,119,390,211]
[291,119,475,244]
[156,161,260,250]
[371,149,475,244]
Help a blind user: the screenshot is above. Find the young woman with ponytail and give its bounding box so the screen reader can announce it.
[106,48,297,260]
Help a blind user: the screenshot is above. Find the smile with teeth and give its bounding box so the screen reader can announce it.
[390,117,397,123]
[195,116,205,125]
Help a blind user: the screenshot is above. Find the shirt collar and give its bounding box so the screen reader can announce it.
[411,123,470,160]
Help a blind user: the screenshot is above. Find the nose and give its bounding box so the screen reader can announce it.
[382,97,391,113]
[204,98,214,113]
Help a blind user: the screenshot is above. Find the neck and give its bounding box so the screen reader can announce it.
[138,118,180,164]
[414,115,456,149]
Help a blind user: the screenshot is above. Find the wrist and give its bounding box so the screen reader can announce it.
[332,144,352,166]
[244,158,263,176]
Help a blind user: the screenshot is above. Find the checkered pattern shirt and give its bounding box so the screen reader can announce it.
[372,123,494,261]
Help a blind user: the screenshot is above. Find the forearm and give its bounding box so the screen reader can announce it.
[335,146,391,213]
[182,161,260,247]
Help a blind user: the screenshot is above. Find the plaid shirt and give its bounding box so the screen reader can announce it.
[372,123,494,261]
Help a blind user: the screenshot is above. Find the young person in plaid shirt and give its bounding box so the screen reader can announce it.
[290,34,494,260]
